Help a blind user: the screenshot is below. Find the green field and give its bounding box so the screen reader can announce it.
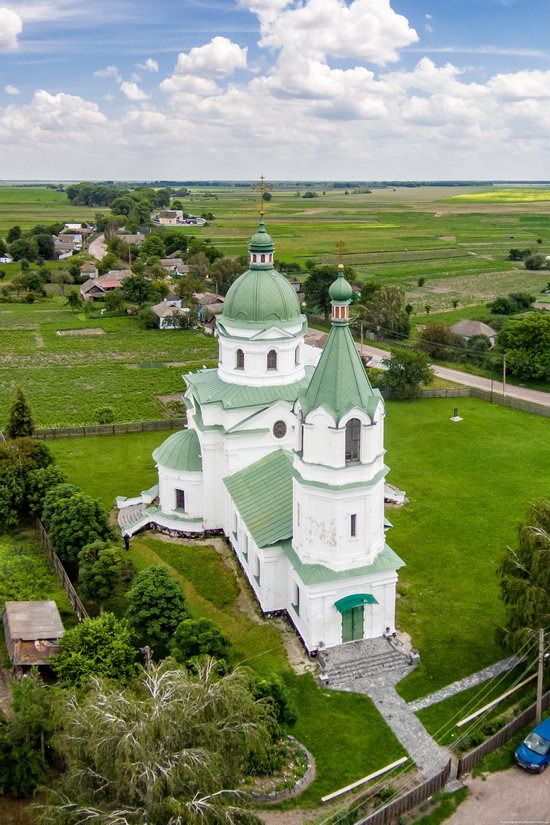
[0,187,105,233]
[49,397,550,707]
[451,188,550,203]
[0,300,217,427]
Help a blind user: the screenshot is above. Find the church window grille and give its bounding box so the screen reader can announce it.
[236,349,245,369]
[176,489,186,511]
[345,418,361,463]
[267,349,277,370]
[351,514,357,537]
[273,420,287,439]
[261,253,265,263]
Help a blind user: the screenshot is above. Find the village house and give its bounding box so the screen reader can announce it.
[160,258,189,276]
[118,233,145,246]
[151,299,190,329]
[52,236,76,260]
[195,292,225,318]
[450,320,497,347]
[80,261,98,280]
[79,269,131,301]
[158,210,184,226]
[3,600,64,674]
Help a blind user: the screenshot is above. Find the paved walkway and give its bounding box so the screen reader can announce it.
[409,655,521,712]
[356,342,550,409]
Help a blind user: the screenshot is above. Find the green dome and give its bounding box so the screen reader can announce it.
[329,268,353,303]
[249,219,274,253]
[152,429,202,472]
[221,267,301,324]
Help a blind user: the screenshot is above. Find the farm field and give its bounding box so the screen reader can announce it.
[0,186,105,233]
[49,396,550,707]
[0,300,217,427]
[450,188,550,203]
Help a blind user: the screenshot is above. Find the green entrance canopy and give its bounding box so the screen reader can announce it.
[335,594,378,614]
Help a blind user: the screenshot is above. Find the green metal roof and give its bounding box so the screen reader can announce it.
[299,323,381,424]
[280,541,405,586]
[329,269,353,303]
[249,219,274,253]
[224,450,294,548]
[185,366,314,410]
[335,593,378,613]
[152,429,202,472]
[221,266,302,326]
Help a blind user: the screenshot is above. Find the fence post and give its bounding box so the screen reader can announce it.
[34,519,89,622]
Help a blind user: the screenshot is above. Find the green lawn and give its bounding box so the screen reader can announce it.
[0,186,105,232]
[50,397,550,707]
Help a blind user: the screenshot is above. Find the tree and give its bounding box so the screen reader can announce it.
[498,501,550,651]
[141,233,166,258]
[103,287,124,311]
[171,618,232,664]
[524,254,546,271]
[26,465,67,514]
[123,273,155,306]
[6,387,34,438]
[417,277,426,287]
[418,322,464,360]
[78,541,124,609]
[9,237,38,262]
[497,314,550,381]
[356,285,410,340]
[7,225,21,243]
[383,349,433,399]
[137,307,159,329]
[41,485,112,572]
[65,290,82,312]
[304,265,353,319]
[51,270,73,295]
[126,566,188,656]
[52,613,139,687]
[38,661,272,824]
[262,191,272,202]
[34,233,55,260]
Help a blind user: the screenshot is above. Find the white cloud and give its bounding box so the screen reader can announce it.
[5,83,21,95]
[94,65,121,82]
[120,80,149,101]
[137,57,159,73]
[489,69,550,99]
[0,7,23,50]
[169,36,247,78]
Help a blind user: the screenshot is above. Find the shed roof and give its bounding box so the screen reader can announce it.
[224,450,294,547]
[450,320,497,338]
[4,600,64,641]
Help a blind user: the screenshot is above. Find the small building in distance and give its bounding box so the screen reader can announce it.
[118,233,145,246]
[80,270,131,301]
[158,210,184,226]
[194,292,225,318]
[151,299,190,329]
[80,261,99,280]
[160,258,189,276]
[450,320,497,347]
[3,600,64,673]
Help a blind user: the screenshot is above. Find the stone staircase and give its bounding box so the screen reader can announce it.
[320,637,410,689]
[118,503,151,535]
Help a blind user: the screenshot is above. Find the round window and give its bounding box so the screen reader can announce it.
[273,420,287,439]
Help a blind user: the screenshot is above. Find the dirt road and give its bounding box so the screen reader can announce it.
[449,767,550,825]
[89,233,106,260]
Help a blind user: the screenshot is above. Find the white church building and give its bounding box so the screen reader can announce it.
[118,219,404,652]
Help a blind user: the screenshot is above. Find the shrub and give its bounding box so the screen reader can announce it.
[95,405,115,424]
[137,307,158,329]
[171,618,232,664]
[126,566,188,656]
[5,387,34,439]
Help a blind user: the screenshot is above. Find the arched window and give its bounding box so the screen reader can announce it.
[345,418,361,463]
[252,254,257,263]
[295,345,300,366]
[236,349,245,369]
[267,349,277,370]
[261,253,265,263]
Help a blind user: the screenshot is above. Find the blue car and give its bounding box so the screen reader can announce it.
[515,717,550,773]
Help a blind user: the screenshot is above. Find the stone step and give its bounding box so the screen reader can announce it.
[327,650,406,678]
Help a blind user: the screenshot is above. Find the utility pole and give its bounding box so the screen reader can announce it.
[536,627,545,724]
[502,354,507,398]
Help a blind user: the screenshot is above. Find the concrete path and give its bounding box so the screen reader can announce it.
[409,655,521,713]
[447,767,550,825]
[89,233,106,261]
[357,342,550,408]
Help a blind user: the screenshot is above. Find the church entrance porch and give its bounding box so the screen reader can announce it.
[341,606,364,643]
[319,637,411,689]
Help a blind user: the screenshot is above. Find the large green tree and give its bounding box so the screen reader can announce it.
[304,265,353,319]
[355,285,410,340]
[52,612,140,687]
[383,349,434,399]
[497,314,550,381]
[78,540,124,609]
[39,661,272,824]
[126,566,188,656]
[41,484,112,572]
[498,501,550,651]
[171,618,232,664]
[6,387,35,438]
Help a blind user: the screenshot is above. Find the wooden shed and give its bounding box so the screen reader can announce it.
[2,600,64,670]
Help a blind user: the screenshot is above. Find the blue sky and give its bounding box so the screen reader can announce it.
[1,0,549,179]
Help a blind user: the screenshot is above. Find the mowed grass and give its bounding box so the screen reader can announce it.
[0,300,217,427]
[126,534,405,804]
[0,186,106,232]
[50,397,550,708]
[384,398,550,702]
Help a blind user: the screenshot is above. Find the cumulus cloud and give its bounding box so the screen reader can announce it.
[137,57,159,73]
[0,7,22,50]
[5,83,20,94]
[168,36,247,79]
[94,65,121,81]
[489,69,550,99]
[120,80,149,101]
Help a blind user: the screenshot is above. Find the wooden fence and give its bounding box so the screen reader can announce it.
[35,519,89,621]
[457,690,550,777]
[350,761,452,825]
[33,417,186,440]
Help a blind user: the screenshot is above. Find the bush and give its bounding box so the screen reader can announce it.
[95,406,115,424]
[171,618,232,664]
[126,566,188,656]
[418,323,464,360]
[137,307,158,329]
[524,254,546,271]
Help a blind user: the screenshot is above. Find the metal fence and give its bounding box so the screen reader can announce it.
[352,760,452,825]
[35,519,89,621]
[457,690,550,777]
[33,418,186,440]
